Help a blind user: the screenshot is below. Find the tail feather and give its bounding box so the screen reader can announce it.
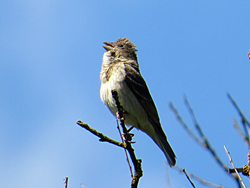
[155,132,176,167]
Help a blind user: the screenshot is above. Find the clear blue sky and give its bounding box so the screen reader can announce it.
[1,0,250,187]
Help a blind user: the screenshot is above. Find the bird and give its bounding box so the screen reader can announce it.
[100,37,176,166]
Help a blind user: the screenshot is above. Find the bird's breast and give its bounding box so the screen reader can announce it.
[100,75,148,130]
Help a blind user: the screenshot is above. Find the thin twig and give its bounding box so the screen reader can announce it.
[112,90,143,188]
[77,121,125,148]
[224,146,246,188]
[233,119,249,145]
[183,95,229,173]
[229,167,244,174]
[183,169,196,188]
[169,102,203,146]
[170,96,241,188]
[64,177,68,188]
[174,166,227,188]
[117,118,133,177]
[113,91,134,176]
[229,152,250,177]
[227,93,250,145]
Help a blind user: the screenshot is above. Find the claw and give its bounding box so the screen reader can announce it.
[115,111,126,121]
[122,132,136,143]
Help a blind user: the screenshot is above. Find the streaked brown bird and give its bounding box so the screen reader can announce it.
[100,37,176,166]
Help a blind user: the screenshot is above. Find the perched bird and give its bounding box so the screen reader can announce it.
[100,37,176,166]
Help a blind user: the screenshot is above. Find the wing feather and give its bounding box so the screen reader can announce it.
[124,61,160,127]
[124,60,176,166]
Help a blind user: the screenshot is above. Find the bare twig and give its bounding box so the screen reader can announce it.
[227,93,250,145]
[229,167,244,173]
[228,165,250,176]
[224,146,246,188]
[112,90,143,188]
[183,169,196,188]
[170,96,242,188]
[111,90,134,176]
[229,151,250,177]
[116,122,134,177]
[233,120,249,145]
[77,91,142,188]
[77,121,125,148]
[169,102,203,146]
[174,166,227,188]
[64,177,68,188]
[183,95,229,173]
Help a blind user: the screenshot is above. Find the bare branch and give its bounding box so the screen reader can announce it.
[112,90,143,188]
[170,95,242,188]
[169,102,203,146]
[183,169,196,188]
[77,121,125,148]
[229,151,250,177]
[228,165,250,177]
[224,146,246,188]
[174,166,227,188]
[77,91,142,188]
[227,93,250,145]
[64,177,68,188]
[116,123,134,177]
[233,120,249,145]
[183,95,229,173]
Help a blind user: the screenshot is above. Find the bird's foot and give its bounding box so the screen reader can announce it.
[115,111,127,121]
[122,132,136,143]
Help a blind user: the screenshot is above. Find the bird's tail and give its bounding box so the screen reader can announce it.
[154,131,176,167]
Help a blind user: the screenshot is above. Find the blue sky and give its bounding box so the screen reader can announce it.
[1,0,250,187]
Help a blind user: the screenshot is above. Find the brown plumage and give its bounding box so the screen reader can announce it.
[100,38,176,166]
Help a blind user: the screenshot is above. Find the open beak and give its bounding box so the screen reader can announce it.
[103,42,114,51]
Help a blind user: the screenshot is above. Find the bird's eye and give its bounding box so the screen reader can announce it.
[118,44,123,47]
[110,51,115,56]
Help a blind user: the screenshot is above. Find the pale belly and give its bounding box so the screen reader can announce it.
[100,78,148,131]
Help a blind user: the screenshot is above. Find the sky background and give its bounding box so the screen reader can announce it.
[1,0,250,187]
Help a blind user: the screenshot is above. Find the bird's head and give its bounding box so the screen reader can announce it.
[103,38,137,61]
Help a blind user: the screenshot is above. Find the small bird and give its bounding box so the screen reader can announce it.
[100,37,176,166]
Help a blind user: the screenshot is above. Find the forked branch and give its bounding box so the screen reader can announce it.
[77,90,142,188]
[170,95,241,188]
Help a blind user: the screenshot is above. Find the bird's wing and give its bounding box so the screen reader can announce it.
[124,60,160,127]
[124,60,176,166]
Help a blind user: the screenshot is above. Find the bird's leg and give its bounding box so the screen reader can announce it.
[115,111,136,143]
[122,133,136,143]
[122,127,136,143]
[127,126,134,132]
[115,111,126,121]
